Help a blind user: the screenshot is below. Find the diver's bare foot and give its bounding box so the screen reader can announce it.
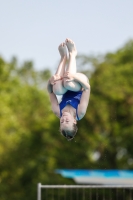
[65,38,77,56]
[58,43,67,58]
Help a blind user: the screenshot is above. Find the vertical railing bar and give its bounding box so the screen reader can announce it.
[82,188,85,200]
[70,187,72,200]
[103,188,105,200]
[96,188,98,200]
[49,188,51,200]
[86,188,88,200]
[123,188,125,200]
[64,187,66,200]
[130,188,132,200]
[52,188,54,200]
[76,188,79,200]
[109,188,112,200]
[90,188,92,200]
[45,188,48,199]
[58,188,60,200]
[116,188,118,200]
[37,183,41,200]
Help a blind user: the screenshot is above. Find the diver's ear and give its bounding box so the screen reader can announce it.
[73,119,77,124]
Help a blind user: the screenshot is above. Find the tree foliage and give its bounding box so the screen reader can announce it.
[79,40,133,169]
[0,40,133,199]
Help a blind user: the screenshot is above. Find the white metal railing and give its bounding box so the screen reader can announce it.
[37,183,133,200]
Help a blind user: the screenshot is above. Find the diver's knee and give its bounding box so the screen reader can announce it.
[63,79,73,89]
[63,79,81,91]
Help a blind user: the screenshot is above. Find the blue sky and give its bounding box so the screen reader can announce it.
[0,0,133,71]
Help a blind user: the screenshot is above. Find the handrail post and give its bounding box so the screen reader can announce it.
[37,183,41,200]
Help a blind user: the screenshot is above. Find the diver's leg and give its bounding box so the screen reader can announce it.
[63,38,82,91]
[65,38,77,74]
[53,43,68,95]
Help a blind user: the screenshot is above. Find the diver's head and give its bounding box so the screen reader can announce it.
[60,112,78,141]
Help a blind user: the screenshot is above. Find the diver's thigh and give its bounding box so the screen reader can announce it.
[76,73,89,82]
[63,73,89,91]
[53,80,67,95]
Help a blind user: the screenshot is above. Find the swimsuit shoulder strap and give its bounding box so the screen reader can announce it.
[76,106,80,121]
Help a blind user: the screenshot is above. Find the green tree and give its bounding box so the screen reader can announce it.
[78,40,133,169]
[0,40,133,200]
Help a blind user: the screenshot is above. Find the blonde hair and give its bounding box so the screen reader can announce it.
[60,123,78,141]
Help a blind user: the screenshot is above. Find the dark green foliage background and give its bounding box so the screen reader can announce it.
[0,40,133,199]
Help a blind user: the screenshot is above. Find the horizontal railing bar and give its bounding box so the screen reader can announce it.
[40,184,133,189]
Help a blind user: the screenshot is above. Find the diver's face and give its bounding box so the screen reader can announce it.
[60,112,76,131]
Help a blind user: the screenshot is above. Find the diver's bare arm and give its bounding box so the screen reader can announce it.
[47,79,53,93]
[78,86,90,119]
[48,92,60,118]
[47,81,60,117]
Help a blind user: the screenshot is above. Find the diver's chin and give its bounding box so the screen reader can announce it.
[62,112,69,116]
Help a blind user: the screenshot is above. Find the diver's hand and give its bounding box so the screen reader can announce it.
[50,74,62,85]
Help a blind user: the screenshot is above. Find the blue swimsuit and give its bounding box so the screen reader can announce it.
[59,90,82,121]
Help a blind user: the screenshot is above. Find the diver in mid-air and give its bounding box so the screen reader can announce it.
[47,38,90,140]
